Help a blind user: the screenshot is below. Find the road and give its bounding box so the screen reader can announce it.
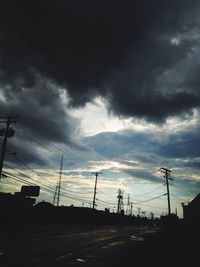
[0,223,158,267]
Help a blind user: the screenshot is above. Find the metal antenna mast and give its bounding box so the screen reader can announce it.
[117,189,124,214]
[57,155,63,206]
[53,185,58,205]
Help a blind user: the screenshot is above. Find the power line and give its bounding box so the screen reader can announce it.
[9,155,56,185]
[9,155,96,198]
[3,169,56,193]
[15,125,92,170]
[4,170,93,205]
[133,193,167,204]
[5,163,93,201]
[139,202,168,211]
[8,153,86,197]
[14,126,53,153]
[96,190,116,202]
[96,198,116,206]
[133,184,165,198]
[3,171,37,186]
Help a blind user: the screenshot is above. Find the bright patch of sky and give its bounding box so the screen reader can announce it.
[69,97,133,136]
[69,96,199,138]
[170,37,181,46]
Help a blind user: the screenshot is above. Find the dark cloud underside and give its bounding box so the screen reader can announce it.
[0,0,200,123]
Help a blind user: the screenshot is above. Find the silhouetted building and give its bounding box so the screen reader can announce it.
[0,191,36,209]
[35,200,53,208]
[182,193,200,222]
[0,186,40,210]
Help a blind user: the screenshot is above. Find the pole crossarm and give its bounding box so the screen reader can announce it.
[0,116,18,123]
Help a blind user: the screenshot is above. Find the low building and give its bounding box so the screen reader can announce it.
[0,186,40,209]
[182,193,200,222]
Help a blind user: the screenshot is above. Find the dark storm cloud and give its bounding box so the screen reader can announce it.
[0,76,80,145]
[0,0,200,122]
[6,138,49,166]
[0,75,83,165]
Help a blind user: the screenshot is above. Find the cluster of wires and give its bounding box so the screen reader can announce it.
[0,123,178,217]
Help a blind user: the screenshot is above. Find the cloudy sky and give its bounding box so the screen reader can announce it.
[1,0,200,217]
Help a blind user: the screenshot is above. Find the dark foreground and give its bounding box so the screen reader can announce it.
[0,221,199,267]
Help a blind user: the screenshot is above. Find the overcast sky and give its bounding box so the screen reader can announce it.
[0,0,200,217]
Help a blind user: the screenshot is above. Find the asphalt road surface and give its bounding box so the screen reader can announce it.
[0,223,158,267]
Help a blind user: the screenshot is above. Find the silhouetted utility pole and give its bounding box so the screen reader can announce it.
[175,207,177,216]
[117,189,124,214]
[137,207,141,217]
[53,185,58,205]
[141,211,146,218]
[92,172,102,209]
[56,155,63,206]
[0,116,17,180]
[160,167,173,215]
[126,193,130,215]
[150,212,154,220]
[130,202,133,216]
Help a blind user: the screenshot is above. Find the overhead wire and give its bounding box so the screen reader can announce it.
[13,124,166,194]
[132,184,165,198]
[133,193,167,204]
[4,156,171,210]
[139,202,168,211]
[5,123,185,210]
[96,198,116,206]
[4,162,93,204]
[7,153,94,197]
[4,170,93,205]
[14,124,92,170]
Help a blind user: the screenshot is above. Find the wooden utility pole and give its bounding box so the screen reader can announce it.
[0,116,17,180]
[160,168,173,215]
[91,172,102,209]
[126,193,130,215]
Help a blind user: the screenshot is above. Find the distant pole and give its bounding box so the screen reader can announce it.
[53,185,58,205]
[130,202,133,216]
[160,168,173,215]
[91,172,102,209]
[137,207,141,217]
[57,155,64,206]
[0,116,17,180]
[117,189,123,213]
[126,193,130,215]
[175,207,177,216]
